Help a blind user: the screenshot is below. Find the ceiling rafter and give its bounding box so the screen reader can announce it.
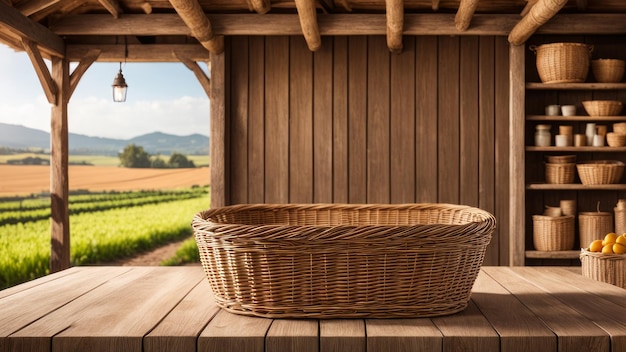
[16,0,61,16]
[246,0,271,14]
[168,0,223,54]
[455,0,480,31]
[97,0,123,18]
[386,0,403,53]
[509,0,568,45]
[294,0,321,51]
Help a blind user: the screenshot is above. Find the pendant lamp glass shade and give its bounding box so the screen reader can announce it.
[112,65,128,102]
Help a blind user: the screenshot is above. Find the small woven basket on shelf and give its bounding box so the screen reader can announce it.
[192,203,496,319]
[545,155,576,164]
[576,160,625,185]
[607,133,626,147]
[582,100,623,116]
[614,122,626,135]
[530,42,592,83]
[580,249,626,288]
[592,59,625,83]
[579,211,613,248]
[545,162,576,184]
[532,215,574,251]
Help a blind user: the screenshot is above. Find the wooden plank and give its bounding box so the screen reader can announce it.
[390,37,416,203]
[509,43,526,266]
[289,36,313,203]
[265,319,318,352]
[366,36,390,203]
[144,280,220,352]
[67,44,209,63]
[229,36,249,204]
[366,319,442,352]
[0,266,86,300]
[431,301,499,352]
[484,267,610,351]
[332,36,349,203]
[199,310,272,352]
[247,36,265,203]
[264,36,290,203]
[348,36,367,204]
[438,36,460,204]
[415,36,438,203]
[459,36,480,207]
[210,48,227,207]
[471,270,556,351]
[313,36,333,203]
[478,36,497,265]
[319,319,365,352]
[8,268,204,352]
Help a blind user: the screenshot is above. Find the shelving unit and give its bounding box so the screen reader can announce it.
[516,36,626,266]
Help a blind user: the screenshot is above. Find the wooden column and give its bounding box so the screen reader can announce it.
[509,44,525,266]
[50,56,70,272]
[210,51,227,208]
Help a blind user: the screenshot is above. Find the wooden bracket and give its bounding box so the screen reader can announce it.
[69,49,101,98]
[295,0,321,51]
[175,51,212,99]
[21,37,57,105]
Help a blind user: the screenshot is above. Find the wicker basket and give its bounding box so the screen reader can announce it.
[579,211,613,248]
[532,215,575,251]
[530,43,592,84]
[576,160,625,184]
[582,100,623,116]
[545,162,576,184]
[192,203,496,318]
[607,132,626,147]
[545,155,576,164]
[592,59,625,83]
[580,249,626,288]
[614,122,626,135]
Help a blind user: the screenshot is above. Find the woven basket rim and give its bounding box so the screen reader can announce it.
[577,160,625,166]
[580,248,626,259]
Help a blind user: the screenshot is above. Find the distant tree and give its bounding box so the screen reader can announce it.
[151,155,167,168]
[168,152,196,168]
[118,144,151,168]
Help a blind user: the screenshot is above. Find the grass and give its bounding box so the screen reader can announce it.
[161,236,200,266]
[0,153,210,167]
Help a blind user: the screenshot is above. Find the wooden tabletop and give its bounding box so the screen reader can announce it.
[1,266,625,352]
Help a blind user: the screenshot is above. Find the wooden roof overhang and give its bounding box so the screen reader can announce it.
[2,0,626,272]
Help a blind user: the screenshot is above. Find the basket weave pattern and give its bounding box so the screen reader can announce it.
[592,59,625,83]
[192,203,496,318]
[581,249,626,288]
[545,163,575,184]
[577,160,625,185]
[582,100,623,116]
[532,215,574,251]
[532,43,591,84]
[578,212,613,249]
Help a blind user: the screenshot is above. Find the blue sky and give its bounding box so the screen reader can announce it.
[0,44,210,139]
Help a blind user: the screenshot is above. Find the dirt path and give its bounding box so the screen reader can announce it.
[108,237,199,266]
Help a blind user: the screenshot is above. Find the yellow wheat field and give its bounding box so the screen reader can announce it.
[0,165,210,196]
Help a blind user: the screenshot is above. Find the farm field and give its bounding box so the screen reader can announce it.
[0,153,210,167]
[0,165,210,196]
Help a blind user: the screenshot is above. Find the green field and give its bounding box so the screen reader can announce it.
[0,187,209,289]
[0,153,210,167]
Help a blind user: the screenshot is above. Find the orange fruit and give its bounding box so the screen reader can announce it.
[589,239,604,252]
[614,243,626,255]
[603,233,618,246]
[602,244,614,254]
[616,235,626,246]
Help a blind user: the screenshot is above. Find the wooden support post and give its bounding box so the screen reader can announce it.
[169,0,224,54]
[50,56,70,273]
[508,0,568,45]
[175,52,211,98]
[294,0,321,51]
[455,0,480,31]
[210,50,227,208]
[509,44,525,266]
[386,0,403,53]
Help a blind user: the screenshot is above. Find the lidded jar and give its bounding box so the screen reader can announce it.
[535,124,551,147]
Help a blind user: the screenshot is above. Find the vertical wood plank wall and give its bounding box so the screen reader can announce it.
[224,35,510,265]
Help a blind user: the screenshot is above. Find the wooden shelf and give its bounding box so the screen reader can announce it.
[526,146,626,152]
[526,82,626,90]
[527,115,626,121]
[527,183,626,190]
[525,250,580,259]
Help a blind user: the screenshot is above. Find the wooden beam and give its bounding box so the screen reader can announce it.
[509,44,525,266]
[97,0,123,19]
[168,0,224,54]
[21,38,57,105]
[386,0,403,53]
[175,52,211,98]
[246,0,271,14]
[50,56,70,273]
[0,1,65,57]
[210,51,226,208]
[69,49,101,98]
[508,0,568,45]
[294,0,321,51]
[432,0,440,11]
[140,2,152,14]
[335,0,352,11]
[16,0,61,16]
[455,0,480,31]
[67,44,208,62]
[521,0,538,16]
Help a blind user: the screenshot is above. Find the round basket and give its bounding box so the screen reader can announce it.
[578,211,613,248]
[192,203,496,319]
[592,59,625,83]
[546,155,576,164]
[580,249,626,288]
[532,215,574,251]
[614,122,626,135]
[582,100,623,116]
[576,160,625,185]
[545,162,576,184]
[607,132,626,147]
[530,43,592,84]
